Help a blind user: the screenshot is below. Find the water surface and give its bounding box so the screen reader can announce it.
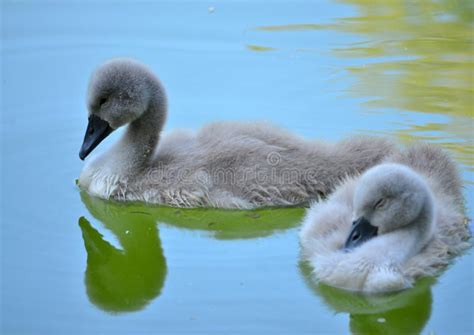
[2,0,473,334]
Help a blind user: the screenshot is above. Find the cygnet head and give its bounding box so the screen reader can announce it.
[345,163,434,250]
[79,58,167,160]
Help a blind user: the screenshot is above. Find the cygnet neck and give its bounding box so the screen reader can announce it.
[412,192,435,244]
[117,84,167,173]
[388,192,435,263]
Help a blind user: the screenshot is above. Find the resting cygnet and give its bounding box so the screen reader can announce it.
[78,58,396,209]
[300,143,471,293]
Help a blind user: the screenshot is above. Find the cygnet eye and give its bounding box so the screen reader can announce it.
[351,231,360,242]
[99,97,108,107]
[374,198,386,210]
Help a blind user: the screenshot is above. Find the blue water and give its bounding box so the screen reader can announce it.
[2,0,473,334]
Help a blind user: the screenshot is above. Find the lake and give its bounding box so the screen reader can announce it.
[2,0,473,334]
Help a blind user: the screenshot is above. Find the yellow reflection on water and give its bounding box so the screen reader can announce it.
[256,23,328,31]
[257,0,474,175]
[246,44,277,52]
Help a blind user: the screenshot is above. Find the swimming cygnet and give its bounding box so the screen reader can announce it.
[78,58,396,209]
[300,143,471,293]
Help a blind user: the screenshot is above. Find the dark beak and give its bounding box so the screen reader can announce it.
[79,115,114,160]
[344,217,378,251]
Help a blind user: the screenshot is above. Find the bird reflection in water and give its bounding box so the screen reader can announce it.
[78,191,304,312]
[299,261,434,334]
[78,194,167,313]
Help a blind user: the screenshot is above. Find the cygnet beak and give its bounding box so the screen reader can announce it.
[79,115,114,160]
[344,217,378,251]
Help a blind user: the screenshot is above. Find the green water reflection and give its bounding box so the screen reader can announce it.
[79,199,166,313]
[79,192,304,312]
[256,0,474,172]
[300,261,435,334]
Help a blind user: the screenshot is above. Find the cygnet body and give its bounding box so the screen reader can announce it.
[78,58,396,209]
[300,143,470,293]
